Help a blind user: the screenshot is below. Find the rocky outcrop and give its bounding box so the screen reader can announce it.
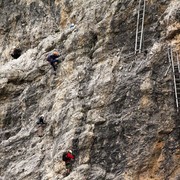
[0,0,180,180]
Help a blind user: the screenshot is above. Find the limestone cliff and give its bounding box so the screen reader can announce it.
[0,0,180,180]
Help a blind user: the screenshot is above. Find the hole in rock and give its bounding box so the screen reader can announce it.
[11,48,22,59]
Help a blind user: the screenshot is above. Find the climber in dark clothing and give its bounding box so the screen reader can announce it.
[62,150,75,176]
[47,51,60,71]
[36,115,46,137]
[37,115,46,125]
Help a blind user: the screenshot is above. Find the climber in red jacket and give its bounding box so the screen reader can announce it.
[62,150,75,176]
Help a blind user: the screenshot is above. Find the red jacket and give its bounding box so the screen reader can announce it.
[66,152,75,160]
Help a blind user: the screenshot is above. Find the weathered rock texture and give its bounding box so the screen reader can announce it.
[0,0,180,180]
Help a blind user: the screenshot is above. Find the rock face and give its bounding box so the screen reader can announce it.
[0,0,180,180]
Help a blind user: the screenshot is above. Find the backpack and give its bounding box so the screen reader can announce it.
[62,152,68,161]
[47,54,52,62]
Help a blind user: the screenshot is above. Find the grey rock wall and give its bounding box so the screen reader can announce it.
[0,0,180,180]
